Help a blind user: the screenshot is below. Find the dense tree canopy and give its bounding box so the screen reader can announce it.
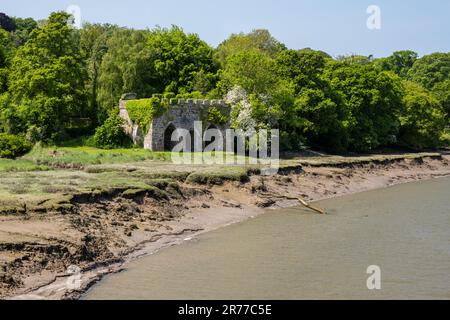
[146,26,218,94]
[216,29,286,67]
[374,50,418,77]
[407,52,450,89]
[275,49,346,151]
[5,12,88,139]
[324,62,403,151]
[0,13,16,32]
[0,11,448,151]
[96,26,218,121]
[398,81,446,149]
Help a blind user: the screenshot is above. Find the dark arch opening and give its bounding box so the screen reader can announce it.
[204,124,218,150]
[164,124,177,151]
[189,130,195,152]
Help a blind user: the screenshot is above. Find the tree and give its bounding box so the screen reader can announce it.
[97,26,217,121]
[146,26,218,94]
[432,80,450,121]
[276,49,347,151]
[216,29,286,67]
[398,81,446,149]
[407,52,450,90]
[0,13,16,32]
[80,23,118,125]
[336,54,374,65]
[7,12,88,139]
[0,29,9,94]
[374,50,418,77]
[97,28,154,122]
[324,62,403,151]
[10,17,38,46]
[218,50,278,95]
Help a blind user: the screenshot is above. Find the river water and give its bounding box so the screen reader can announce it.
[84,177,450,300]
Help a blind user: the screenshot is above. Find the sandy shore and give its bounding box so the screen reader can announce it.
[3,153,450,300]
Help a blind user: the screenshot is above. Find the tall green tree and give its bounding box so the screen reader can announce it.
[218,50,278,95]
[10,17,38,47]
[7,12,88,139]
[398,81,446,149]
[276,49,347,151]
[407,52,450,89]
[146,26,218,94]
[216,29,286,67]
[0,28,8,93]
[324,62,403,151]
[80,23,118,125]
[432,80,450,120]
[97,28,154,122]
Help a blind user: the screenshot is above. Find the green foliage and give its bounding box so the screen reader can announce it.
[0,133,32,158]
[125,97,168,133]
[407,52,450,90]
[216,29,286,67]
[336,54,374,65]
[97,28,154,122]
[80,23,118,125]
[275,49,346,152]
[432,80,450,120]
[374,50,418,77]
[7,12,88,140]
[207,107,228,125]
[147,26,218,94]
[323,62,403,152]
[0,13,16,32]
[219,50,278,95]
[1,10,449,152]
[93,112,131,149]
[0,29,8,94]
[398,81,446,149]
[9,17,38,47]
[97,26,217,120]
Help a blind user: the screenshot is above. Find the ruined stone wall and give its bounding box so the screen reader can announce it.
[119,98,143,146]
[119,96,231,151]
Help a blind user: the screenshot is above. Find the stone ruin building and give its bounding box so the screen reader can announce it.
[119,93,231,151]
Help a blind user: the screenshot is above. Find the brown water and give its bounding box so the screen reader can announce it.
[84,177,450,300]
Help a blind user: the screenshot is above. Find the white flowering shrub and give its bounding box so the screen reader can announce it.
[224,85,257,131]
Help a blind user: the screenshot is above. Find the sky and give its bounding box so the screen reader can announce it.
[1,0,449,58]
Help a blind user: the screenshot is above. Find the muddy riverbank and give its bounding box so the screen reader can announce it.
[3,153,450,300]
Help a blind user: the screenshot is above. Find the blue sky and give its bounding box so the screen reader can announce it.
[2,0,449,58]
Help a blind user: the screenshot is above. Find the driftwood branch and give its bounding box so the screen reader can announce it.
[259,193,326,214]
[297,198,326,215]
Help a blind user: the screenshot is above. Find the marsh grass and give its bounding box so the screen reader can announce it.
[22,145,173,167]
[0,159,50,172]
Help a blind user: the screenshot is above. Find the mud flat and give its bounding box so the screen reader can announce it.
[1,152,449,300]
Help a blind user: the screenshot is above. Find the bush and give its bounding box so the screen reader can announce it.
[93,113,132,149]
[0,133,32,159]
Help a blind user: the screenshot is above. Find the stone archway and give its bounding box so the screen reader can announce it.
[163,123,177,151]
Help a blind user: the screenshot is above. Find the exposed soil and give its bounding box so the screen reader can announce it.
[2,154,450,300]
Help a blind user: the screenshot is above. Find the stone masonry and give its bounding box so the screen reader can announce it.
[119,94,231,151]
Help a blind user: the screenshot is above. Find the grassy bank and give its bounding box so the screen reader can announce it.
[0,145,444,215]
